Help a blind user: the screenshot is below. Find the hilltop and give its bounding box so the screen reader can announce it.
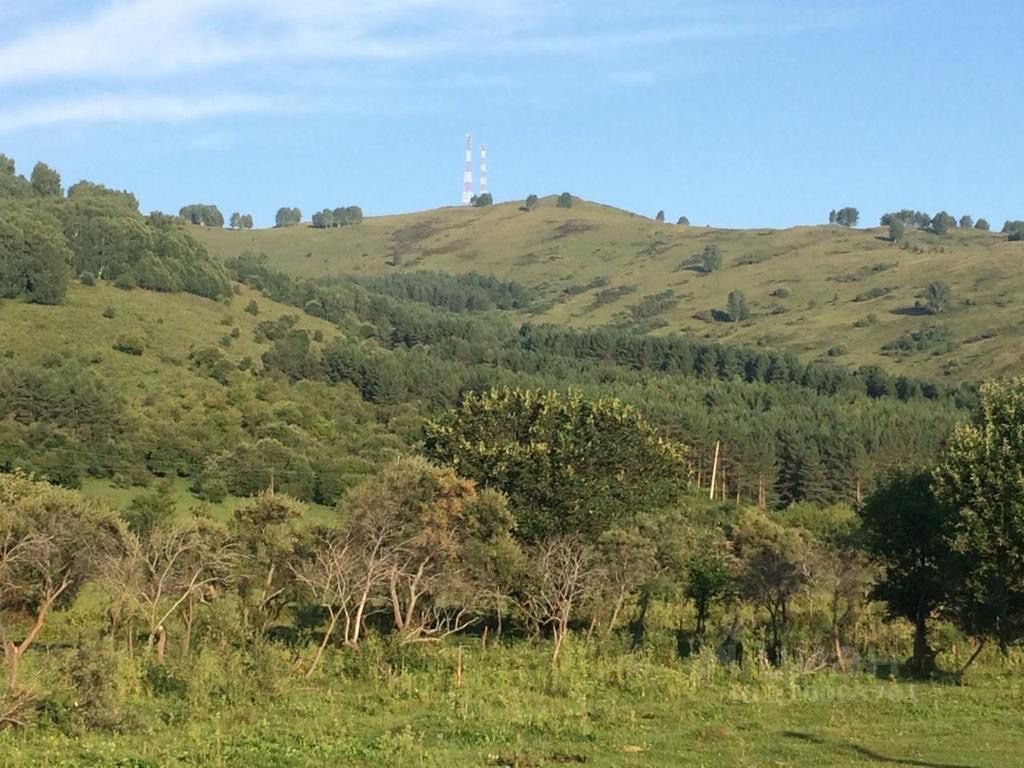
[194,197,1024,382]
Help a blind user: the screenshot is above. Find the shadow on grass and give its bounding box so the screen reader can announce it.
[782,731,980,768]
[890,306,932,316]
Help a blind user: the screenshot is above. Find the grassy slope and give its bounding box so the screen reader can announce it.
[195,197,1024,382]
[0,281,345,521]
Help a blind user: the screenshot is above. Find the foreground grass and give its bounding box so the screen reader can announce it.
[2,643,1021,767]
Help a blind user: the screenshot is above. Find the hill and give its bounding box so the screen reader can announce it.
[194,197,1024,382]
[0,280,404,513]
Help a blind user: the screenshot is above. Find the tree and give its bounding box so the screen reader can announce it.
[655,210,665,223]
[924,280,952,314]
[975,218,991,231]
[524,194,539,212]
[311,209,334,229]
[178,204,224,227]
[241,214,254,229]
[113,517,234,662]
[229,491,304,639]
[275,207,302,228]
[830,207,859,227]
[556,192,573,209]
[934,377,1024,653]
[889,219,906,243]
[700,244,722,273]
[677,216,690,226]
[726,290,750,322]
[860,470,959,674]
[681,528,736,649]
[0,473,119,689]
[30,162,62,197]
[471,193,493,207]
[229,212,242,229]
[0,155,31,198]
[339,457,514,643]
[0,206,73,305]
[735,511,815,665]
[424,388,689,541]
[1004,221,1024,241]
[519,536,602,668]
[959,215,974,229]
[930,211,956,235]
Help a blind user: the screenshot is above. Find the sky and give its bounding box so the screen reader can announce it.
[0,0,1021,228]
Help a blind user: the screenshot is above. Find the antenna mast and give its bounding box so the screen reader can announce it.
[479,144,488,197]
[462,133,473,206]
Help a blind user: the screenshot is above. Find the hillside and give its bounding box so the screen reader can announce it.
[195,197,1024,382]
[0,280,404,513]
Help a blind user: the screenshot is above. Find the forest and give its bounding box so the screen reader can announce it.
[1,156,1023,766]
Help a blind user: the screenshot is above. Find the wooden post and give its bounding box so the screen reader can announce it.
[709,441,720,501]
[455,645,463,689]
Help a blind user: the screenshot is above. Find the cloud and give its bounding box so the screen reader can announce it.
[0,92,286,133]
[0,0,527,84]
[0,1,855,132]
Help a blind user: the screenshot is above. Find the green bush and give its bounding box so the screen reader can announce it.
[113,335,145,355]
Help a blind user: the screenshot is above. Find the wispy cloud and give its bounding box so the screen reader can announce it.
[0,0,855,131]
[0,92,287,133]
[0,0,526,84]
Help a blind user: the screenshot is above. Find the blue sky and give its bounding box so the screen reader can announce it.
[0,0,1020,228]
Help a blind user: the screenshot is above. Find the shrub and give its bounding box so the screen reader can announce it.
[113,335,145,355]
[79,271,96,286]
[245,299,259,315]
[556,192,573,209]
[102,306,116,319]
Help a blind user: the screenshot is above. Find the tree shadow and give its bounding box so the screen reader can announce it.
[782,731,980,768]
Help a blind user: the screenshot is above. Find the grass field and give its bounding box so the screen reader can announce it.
[1,642,1021,767]
[194,198,1024,382]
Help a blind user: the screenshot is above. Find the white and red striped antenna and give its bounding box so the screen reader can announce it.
[462,133,473,206]
[479,144,488,197]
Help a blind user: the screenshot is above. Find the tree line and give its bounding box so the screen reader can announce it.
[1,157,231,304]
[1,377,1021,728]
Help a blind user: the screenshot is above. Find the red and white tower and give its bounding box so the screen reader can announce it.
[479,144,488,197]
[462,133,473,206]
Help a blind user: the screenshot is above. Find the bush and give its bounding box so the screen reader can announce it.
[102,306,116,319]
[79,271,96,286]
[63,645,140,731]
[245,299,259,315]
[699,244,722,273]
[113,335,145,355]
[113,272,137,290]
[556,192,573,209]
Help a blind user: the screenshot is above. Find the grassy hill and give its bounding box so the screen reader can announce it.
[0,280,402,516]
[194,197,1024,382]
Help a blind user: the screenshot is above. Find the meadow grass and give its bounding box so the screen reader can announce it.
[1,640,1021,767]
[194,198,1024,382]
